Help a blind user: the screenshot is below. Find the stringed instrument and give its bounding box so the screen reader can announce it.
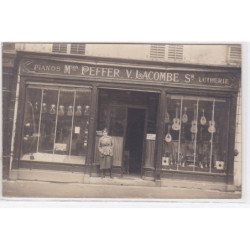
[42,102,47,113]
[67,105,73,116]
[172,107,181,131]
[182,107,188,123]
[208,99,216,133]
[75,105,82,116]
[208,120,216,133]
[190,107,198,134]
[84,105,90,116]
[58,105,65,116]
[165,125,172,142]
[200,109,206,125]
[49,104,56,115]
[34,102,39,113]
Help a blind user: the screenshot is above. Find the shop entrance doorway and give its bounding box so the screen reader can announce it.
[125,108,146,175]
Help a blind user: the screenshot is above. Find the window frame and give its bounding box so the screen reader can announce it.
[19,83,92,165]
[159,89,233,177]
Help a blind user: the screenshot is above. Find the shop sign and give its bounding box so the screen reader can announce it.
[20,59,240,89]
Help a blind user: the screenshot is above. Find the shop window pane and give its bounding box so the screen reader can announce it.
[21,87,42,158]
[21,85,91,165]
[38,89,59,153]
[162,95,228,174]
[71,90,91,157]
[54,91,74,155]
[195,100,213,172]
[211,101,228,173]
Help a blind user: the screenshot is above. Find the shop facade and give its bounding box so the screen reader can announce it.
[8,52,241,184]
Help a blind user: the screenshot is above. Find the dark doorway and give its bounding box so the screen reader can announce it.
[125,108,146,175]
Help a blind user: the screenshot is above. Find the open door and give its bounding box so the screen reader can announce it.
[125,108,146,176]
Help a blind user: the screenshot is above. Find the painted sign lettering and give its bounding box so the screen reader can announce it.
[20,59,239,89]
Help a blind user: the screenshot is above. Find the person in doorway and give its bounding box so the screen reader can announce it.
[98,128,113,178]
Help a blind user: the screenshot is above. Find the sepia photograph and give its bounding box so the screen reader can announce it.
[1,43,242,199]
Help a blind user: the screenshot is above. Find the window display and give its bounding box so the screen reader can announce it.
[21,85,91,164]
[162,94,229,174]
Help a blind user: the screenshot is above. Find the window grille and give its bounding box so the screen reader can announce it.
[150,44,166,59]
[52,43,67,53]
[228,45,241,64]
[70,43,86,55]
[168,45,183,61]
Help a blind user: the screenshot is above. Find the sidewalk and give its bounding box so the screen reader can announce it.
[2,169,241,199]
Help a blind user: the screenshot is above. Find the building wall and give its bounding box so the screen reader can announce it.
[2,43,242,187]
[234,89,242,187]
[13,43,240,66]
[183,45,228,65]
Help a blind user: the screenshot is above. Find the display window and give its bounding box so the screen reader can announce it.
[21,85,91,164]
[162,94,229,174]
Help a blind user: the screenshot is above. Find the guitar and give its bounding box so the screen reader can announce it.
[200,109,206,125]
[190,107,198,134]
[182,107,188,123]
[208,120,216,133]
[172,107,181,131]
[165,125,172,142]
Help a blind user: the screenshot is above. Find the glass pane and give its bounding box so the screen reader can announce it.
[38,89,59,153]
[211,101,228,173]
[179,97,199,171]
[162,96,183,170]
[71,90,91,157]
[162,94,228,175]
[21,87,42,159]
[54,91,74,155]
[195,100,213,172]
[109,106,126,136]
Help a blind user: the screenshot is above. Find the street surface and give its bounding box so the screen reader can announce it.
[2,180,241,199]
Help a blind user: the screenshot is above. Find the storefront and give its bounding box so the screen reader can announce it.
[9,52,241,184]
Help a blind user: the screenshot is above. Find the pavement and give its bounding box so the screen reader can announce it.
[2,179,241,199]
